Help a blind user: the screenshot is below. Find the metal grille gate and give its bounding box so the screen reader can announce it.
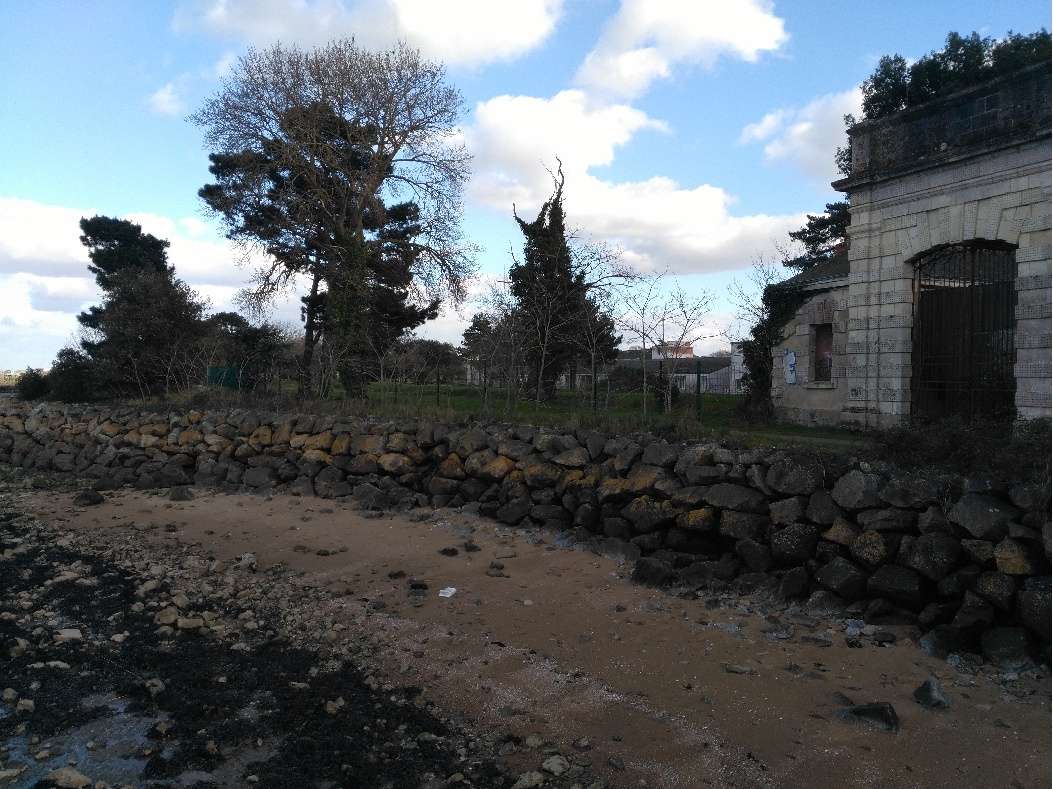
[911,242,1017,421]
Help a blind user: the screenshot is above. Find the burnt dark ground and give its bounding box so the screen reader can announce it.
[0,510,514,788]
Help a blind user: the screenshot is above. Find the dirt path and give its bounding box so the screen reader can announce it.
[3,475,1050,788]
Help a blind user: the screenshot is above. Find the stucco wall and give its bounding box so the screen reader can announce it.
[772,287,849,426]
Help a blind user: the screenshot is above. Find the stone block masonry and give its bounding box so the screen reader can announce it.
[1,401,1050,662]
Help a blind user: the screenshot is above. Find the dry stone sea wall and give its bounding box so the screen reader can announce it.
[1,401,1050,663]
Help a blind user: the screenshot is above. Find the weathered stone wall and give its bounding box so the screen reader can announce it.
[771,287,849,426]
[1,401,1050,661]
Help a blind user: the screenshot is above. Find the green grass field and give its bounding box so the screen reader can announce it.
[360,382,864,451]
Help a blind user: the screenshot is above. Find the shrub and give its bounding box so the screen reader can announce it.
[871,416,1052,485]
[15,368,50,401]
[47,349,96,403]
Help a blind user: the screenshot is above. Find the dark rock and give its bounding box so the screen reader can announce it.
[973,571,1015,611]
[856,508,916,532]
[664,526,713,553]
[821,517,860,547]
[917,601,956,629]
[1017,589,1052,641]
[632,557,674,587]
[704,483,768,514]
[530,504,569,525]
[913,678,949,709]
[863,597,917,625]
[496,497,532,524]
[552,447,590,468]
[718,511,768,541]
[907,533,962,581]
[838,703,899,732]
[765,454,824,495]
[948,494,1020,541]
[622,496,676,533]
[735,539,772,572]
[880,475,941,508]
[851,530,890,567]
[73,489,104,506]
[630,533,663,553]
[770,523,819,566]
[242,466,276,488]
[778,566,811,599]
[831,470,883,510]
[641,441,679,468]
[981,627,1032,669]
[676,507,718,532]
[682,465,726,486]
[917,505,952,534]
[670,486,710,508]
[952,591,995,634]
[993,538,1041,575]
[919,625,973,658]
[769,496,806,525]
[815,557,868,601]
[351,482,390,510]
[602,517,632,539]
[867,565,924,609]
[937,566,981,599]
[805,489,843,525]
[959,539,995,566]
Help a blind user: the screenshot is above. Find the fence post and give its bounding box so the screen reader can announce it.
[695,358,703,422]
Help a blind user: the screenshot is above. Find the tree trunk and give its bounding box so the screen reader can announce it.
[298,272,322,400]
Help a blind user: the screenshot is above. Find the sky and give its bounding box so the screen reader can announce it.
[1,0,1049,370]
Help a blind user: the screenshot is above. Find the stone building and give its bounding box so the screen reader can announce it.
[772,61,1051,427]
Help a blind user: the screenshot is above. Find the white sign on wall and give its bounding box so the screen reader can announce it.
[784,350,797,384]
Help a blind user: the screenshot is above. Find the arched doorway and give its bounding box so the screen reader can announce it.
[911,241,1017,421]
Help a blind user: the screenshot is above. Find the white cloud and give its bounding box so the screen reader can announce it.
[465,92,803,275]
[740,88,861,185]
[174,0,563,66]
[576,0,787,99]
[148,82,186,116]
[0,197,298,366]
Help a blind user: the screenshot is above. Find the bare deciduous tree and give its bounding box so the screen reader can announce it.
[193,39,475,397]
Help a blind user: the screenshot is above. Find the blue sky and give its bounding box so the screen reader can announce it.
[1,0,1049,369]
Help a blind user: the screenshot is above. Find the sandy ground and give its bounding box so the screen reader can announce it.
[10,483,1051,789]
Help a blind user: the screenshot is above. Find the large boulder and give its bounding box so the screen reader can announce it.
[1017,587,1052,641]
[770,523,819,567]
[704,483,768,514]
[769,496,806,525]
[765,454,824,495]
[735,539,772,572]
[907,533,962,581]
[242,466,276,488]
[676,507,718,532]
[948,494,1020,541]
[622,496,677,533]
[454,429,489,457]
[632,557,674,586]
[641,441,679,468]
[867,565,924,608]
[879,476,940,508]
[816,557,869,601]
[552,447,590,468]
[831,470,883,510]
[496,497,532,524]
[718,511,767,541]
[981,627,1032,669]
[994,538,1042,575]
[378,453,413,475]
[806,490,843,525]
[850,530,890,567]
[973,571,1016,611]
